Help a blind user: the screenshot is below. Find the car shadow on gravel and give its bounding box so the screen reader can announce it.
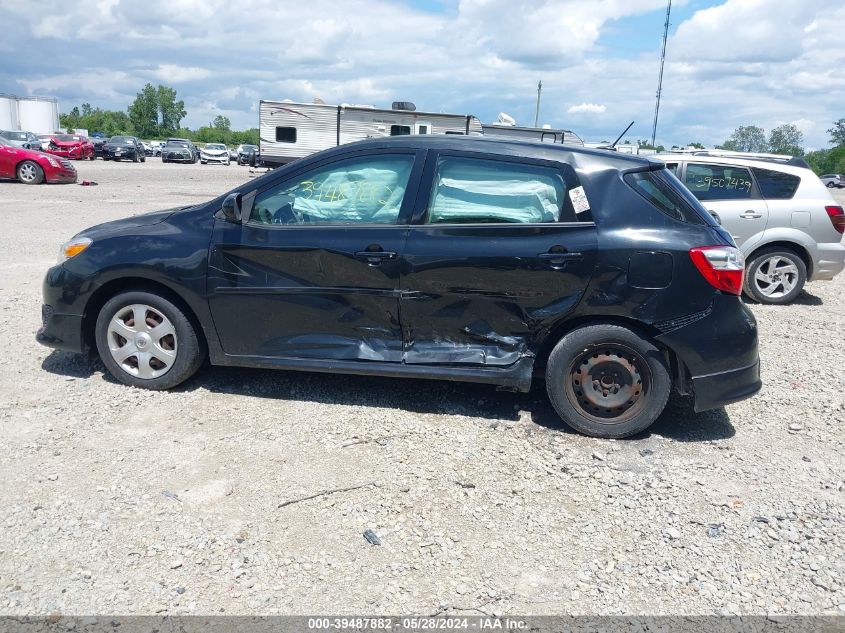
[41,351,735,441]
[742,290,823,306]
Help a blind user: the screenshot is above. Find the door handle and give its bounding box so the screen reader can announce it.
[537,251,583,265]
[355,250,397,265]
[740,211,763,219]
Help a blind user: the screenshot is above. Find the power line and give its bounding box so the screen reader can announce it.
[651,0,672,148]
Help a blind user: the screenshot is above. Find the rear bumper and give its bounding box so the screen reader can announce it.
[691,359,761,412]
[810,242,845,281]
[655,294,761,412]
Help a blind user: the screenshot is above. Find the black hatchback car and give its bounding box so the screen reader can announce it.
[37,136,760,438]
[103,136,146,162]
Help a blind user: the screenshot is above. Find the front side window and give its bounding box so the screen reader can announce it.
[426,156,566,224]
[250,154,414,226]
[684,163,754,200]
[753,167,800,199]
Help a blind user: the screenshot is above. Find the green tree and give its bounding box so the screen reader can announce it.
[720,126,768,153]
[128,83,160,138]
[157,85,186,136]
[688,141,705,149]
[212,115,231,131]
[827,118,845,146]
[768,124,804,156]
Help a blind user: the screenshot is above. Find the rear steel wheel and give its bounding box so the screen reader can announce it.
[545,324,671,438]
[566,346,650,424]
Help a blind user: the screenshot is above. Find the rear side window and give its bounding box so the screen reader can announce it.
[426,156,567,224]
[390,125,411,136]
[684,163,754,200]
[752,168,800,199]
[624,169,712,225]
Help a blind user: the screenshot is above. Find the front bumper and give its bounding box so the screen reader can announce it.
[201,154,229,163]
[36,265,87,353]
[104,148,137,159]
[45,169,78,184]
[809,242,845,281]
[164,151,193,162]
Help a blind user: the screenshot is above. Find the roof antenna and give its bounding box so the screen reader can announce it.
[651,0,672,148]
[607,121,635,150]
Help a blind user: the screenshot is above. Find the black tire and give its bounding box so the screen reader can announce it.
[141,155,146,163]
[545,324,671,438]
[743,248,806,305]
[16,160,44,185]
[132,152,139,163]
[95,291,205,390]
[827,182,835,188]
[162,158,168,164]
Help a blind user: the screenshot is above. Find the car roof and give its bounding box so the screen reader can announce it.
[651,152,813,176]
[324,135,656,170]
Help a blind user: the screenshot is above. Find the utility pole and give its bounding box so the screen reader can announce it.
[651,0,671,148]
[534,80,542,128]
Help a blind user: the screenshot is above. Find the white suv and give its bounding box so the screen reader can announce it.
[652,151,845,304]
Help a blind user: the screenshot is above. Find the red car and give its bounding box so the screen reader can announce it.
[45,134,95,160]
[0,140,77,184]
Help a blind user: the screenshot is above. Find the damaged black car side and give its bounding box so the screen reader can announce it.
[37,136,761,438]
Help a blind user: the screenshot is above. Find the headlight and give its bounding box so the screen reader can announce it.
[46,156,59,168]
[58,237,92,264]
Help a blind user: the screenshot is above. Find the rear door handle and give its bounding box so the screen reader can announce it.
[537,251,583,264]
[355,250,397,265]
[740,211,763,219]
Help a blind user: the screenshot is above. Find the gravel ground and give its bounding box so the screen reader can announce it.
[0,160,843,617]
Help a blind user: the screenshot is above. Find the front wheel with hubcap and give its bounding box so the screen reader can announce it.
[95,291,205,390]
[743,249,806,304]
[545,324,671,438]
[17,160,44,184]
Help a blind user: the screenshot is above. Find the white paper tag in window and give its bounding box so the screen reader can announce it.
[569,186,590,215]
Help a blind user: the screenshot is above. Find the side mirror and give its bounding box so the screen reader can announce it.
[221,193,243,223]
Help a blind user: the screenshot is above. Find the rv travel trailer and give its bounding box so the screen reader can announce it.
[481,123,584,146]
[259,100,483,167]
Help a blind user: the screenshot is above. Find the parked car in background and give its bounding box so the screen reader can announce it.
[0,139,77,184]
[103,136,146,162]
[228,146,238,161]
[149,141,165,157]
[236,144,257,165]
[820,174,844,188]
[141,141,153,157]
[44,134,95,160]
[37,134,52,150]
[200,143,231,165]
[36,136,762,439]
[0,130,42,150]
[91,136,109,158]
[652,151,845,304]
[161,139,197,163]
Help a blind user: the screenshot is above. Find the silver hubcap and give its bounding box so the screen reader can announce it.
[754,256,799,298]
[106,304,177,379]
[19,163,36,182]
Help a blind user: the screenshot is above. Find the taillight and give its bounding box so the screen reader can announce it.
[825,205,845,234]
[689,246,745,295]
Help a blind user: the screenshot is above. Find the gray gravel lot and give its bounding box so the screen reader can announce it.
[0,159,843,616]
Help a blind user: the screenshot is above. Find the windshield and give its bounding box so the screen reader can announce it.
[5,132,28,141]
[166,141,189,147]
[205,144,226,150]
[110,137,132,143]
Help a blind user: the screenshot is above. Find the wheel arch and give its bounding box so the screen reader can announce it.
[533,314,689,395]
[745,239,812,278]
[81,277,208,355]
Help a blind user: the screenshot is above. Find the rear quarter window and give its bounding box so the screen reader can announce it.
[752,167,801,199]
[624,169,714,225]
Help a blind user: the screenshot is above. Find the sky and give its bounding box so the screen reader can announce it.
[1,0,843,149]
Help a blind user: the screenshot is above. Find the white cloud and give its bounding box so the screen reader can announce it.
[1,0,844,148]
[567,103,607,114]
